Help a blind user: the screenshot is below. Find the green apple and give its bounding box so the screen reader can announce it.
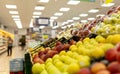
[78,57,90,68]
[66,51,73,57]
[76,41,82,47]
[52,54,60,60]
[91,48,104,58]
[40,70,48,74]
[59,51,66,56]
[69,45,78,52]
[45,58,53,64]
[100,43,114,52]
[32,63,45,74]
[95,35,106,43]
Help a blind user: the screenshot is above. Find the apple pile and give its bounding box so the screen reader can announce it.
[77,43,120,74]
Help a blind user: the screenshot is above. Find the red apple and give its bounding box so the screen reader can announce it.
[33,57,44,64]
[115,43,120,52]
[77,68,91,74]
[107,61,120,73]
[47,50,58,57]
[70,39,76,45]
[105,48,118,62]
[116,52,120,63]
[55,44,65,52]
[56,41,62,46]
[38,51,44,57]
[63,44,70,50]
[96,70,110,74]
[113,73,120,74]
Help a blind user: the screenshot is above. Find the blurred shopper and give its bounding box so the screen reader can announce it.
[19,35,26,50]
[7,37,13,56]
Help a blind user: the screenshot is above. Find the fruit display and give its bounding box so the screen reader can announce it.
[31,33,120,74]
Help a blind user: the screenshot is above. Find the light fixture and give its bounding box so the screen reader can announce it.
[14,20,22,28]
[6,5,17,9]
[32,16,40,18]
[29,19,33,27]
[67,0,80,5]
[67,20,74,22]
[61,26,67,29]
[33,12,42,15]
[50,16,58,19]
[79,14,88,17]
[52,26,59,29]
[88,18,95,21]
[101,3,115,7]
[12,15,20,18]
[72,17,80,20]
[38,0,49,3]
[59,7,70,12]
[88,9,99,13]
[13,18,20,21]
[54,13,63,16]
[62,22,68,25]
[9,11,18,14]
[35,6,45,10]
[81,20,88,23]
[96,14,105,17]
[39,26,45,29]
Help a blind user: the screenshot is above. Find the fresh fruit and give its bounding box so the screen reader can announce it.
[96,70,110,74]
[116,52,120,63]
[33,57,44,64]
[105,48,118,62]
[32,63,45,74]
[115,43,120,52]
[91,48,104,58]
[91,62,107,74]
[107,61,120,73]
[40,70,48,74]
[95,35,106,43]
[112,34,120,44]
[69,45,78,52]
[77,68,91,74]
[67,63,80,74]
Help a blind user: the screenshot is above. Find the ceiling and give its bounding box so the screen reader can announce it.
[0,0,120,29]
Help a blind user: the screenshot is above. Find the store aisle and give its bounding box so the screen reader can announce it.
[0,46,25,74]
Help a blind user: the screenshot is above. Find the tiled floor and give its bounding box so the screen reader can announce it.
[0,46,25,74]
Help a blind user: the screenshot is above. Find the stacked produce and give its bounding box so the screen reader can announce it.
[32,33,120,74]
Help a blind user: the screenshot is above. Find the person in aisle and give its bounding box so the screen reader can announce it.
[7,37,13,56]
[19,35,26,50]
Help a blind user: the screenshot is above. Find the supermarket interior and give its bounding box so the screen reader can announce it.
[0,0,120,74]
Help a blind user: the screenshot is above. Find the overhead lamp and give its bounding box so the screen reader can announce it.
[38,0,49,3]
[33,12,42,15]
[88,9,99,13]
[96,14,105,17]
[32,16,40,18]
[35,6,45,10]
[67,0,80,5]
[88,18,95,21]
[50,16,58,19]
[81,20,88,23]
[39,26,45,29]
[79,14,88,17]
[13,18,20,21]
[52,26,59,29]
[72,17,80,20]
[67,20,74,22]
[14,20,22,28]
[62,22,68,25]
[6,5,17,9]
[29,19,33,27]
[12,15,20,18]
[61,26,67,29]
[59,8,70,12]
[9,11,18,14]
[54,13,63,16]
[101,3,115,7]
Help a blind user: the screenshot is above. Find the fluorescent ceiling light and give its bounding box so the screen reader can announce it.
[101,3,115,7]
[6,5,17,9]
[9,11,18,14]
[67,20,74,22]
[88,18,95,20]
[79,14,88,17]
[33,12,42,15]
[59,8,70,12]
[39,26,45,29]
[62,22,68,25]
[38,0,49,3]
[32,16,40,18]
[35,6,45,10]
[81,20,88,23]
[61,26,67,29]
[14,20,22,28]
[52,26,59,29]
[88,9,99,13]
[72,17,80,20]
[71,24,74,25]
[67,0,80,5]
[96,14,105,17]
[13,18,20,21]
[12,15,20,18]
[29,19,33,27]
[50,16,58,19]
[54,13,63,16]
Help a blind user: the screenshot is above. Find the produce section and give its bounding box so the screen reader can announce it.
[23,6,120,74]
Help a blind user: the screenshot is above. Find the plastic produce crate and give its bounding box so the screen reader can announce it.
[10,58,24,72]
